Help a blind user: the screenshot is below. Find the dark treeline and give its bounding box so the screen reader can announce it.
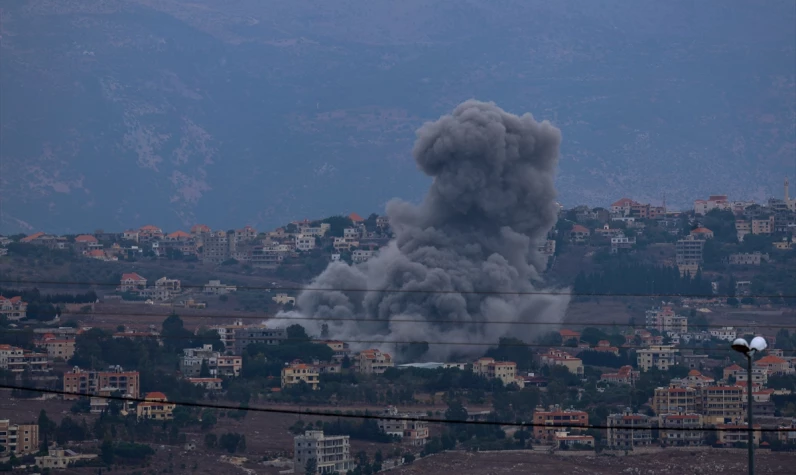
[573,263,712,297]
[0,287,98,304]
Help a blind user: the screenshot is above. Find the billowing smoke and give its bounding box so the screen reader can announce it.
[274,100,569,361]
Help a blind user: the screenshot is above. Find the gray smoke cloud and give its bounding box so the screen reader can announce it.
[274,100,569,361]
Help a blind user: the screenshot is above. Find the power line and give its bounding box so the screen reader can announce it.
[58,309,796,329]
[2,278,795,299]
[6,330,794,353]
[1,383,792,433]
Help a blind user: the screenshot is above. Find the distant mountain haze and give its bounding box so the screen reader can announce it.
[1,0,794,234]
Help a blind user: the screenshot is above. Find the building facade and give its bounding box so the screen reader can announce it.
[607,410,652,450]
[0,420,38,455]
[294,431,353,474]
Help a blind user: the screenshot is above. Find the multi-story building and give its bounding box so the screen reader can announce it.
[659,413,704,446]
[119,272,147,292]
[735,220,752,241]
[322,341,352,362]
[0,420,39,455]
[0,344,50,372]
[203,280,237,295]
[377,406,429,446]
[610,233,636,253]
[295,234,316,252]
[645,307,688,334]
[637,345,678,372]
[136,392,175,420]
[710,327,737,342]
[354,349,394,374]
[676,236,705,275]
[180,344,242,377]
[701,386,744,425]
[62,366,140,402]
[233,327,287,354]
[294,430,353,475]
[724,364,768,386]
[754,354,794,375]
[599,365,639,386]
[728,252,769,266]
[693,195,730,215]
[281,362,320,390]
[186,377,223,391]
[716,424,761,447]
[607,410,652,449]
[652,387,698,415]
[137,225,163,243]
[539,349,584,376]
[352,248,377,264]
[531,406,589,441]
[0,295,28,320]
[472,358,524,387]
[201,231,232,264]
[35,334,76,360]
[751,216,775,235]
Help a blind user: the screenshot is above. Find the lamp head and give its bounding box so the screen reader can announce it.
[731,338,750,354]
[750,336,768,352]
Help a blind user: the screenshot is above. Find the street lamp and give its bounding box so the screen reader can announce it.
[731,336,767,475]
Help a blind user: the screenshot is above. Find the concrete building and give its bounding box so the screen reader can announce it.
[272,293,296,305]
[322,341,351,362]
[599,365,639,386]
[531,406,588,441]
[233,327,287,354]
[473,358,524,387]
[294,430,353,474]
[354,349,394,374]
[0,344,49,372]
[754,354,794,376]
[180,344,242,378]
[352,248,376,263]
[716,424,761,447]
[0,296,27,320]
[659,413,704,446]
[35,334,76,360]
[652,387,698,415]
[186,377,223,390]
[710,327,737,342]
[728,252,769,266]
[203,280,237,295]
[693,195,730,215]
[701,386,744,425]
[645,307,687,334]
[296,234,316,252]
[676,236,704,275]
[637,345,678,372]
[35,448,98,470]
[281,362,320,390]
[610,233,636,253]
[136,392,176,420]
[0,420,38,455]
[553,431,595,449]
[539,349,584,376]
[119,272,147,292]
[377,406,429,446]
[63,366,140,413]
[607,410,652,450]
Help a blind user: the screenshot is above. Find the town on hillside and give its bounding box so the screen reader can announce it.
[0,181,795,472]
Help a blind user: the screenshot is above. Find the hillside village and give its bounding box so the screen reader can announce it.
[0,180,795,472]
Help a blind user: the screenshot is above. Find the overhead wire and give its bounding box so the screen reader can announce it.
[1,384,793,433]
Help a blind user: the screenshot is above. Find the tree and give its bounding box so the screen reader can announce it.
[305,457,317,475]
[204,433,217,449]
[444,400,468,422]
[101,440,114,465]
[199,359,211,378]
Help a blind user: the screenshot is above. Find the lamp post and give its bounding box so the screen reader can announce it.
[731,336,767,475]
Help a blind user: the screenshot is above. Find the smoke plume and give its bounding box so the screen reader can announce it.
[274,100,569,361]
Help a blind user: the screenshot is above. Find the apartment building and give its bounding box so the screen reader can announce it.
[377,406,429,446]
[0,296,27,320]
[294,430,353,475]
[281,362,320,390]
[180,344,242,377]
[186,377,223,390]
[295,234,316,252]
[201,231,233,264]
[645,307,688,334]
[693,195,730,215]
[701,386,744,424]
[136,392,175,420]
[607,410,652,450]
[754,354,794,376]
[735,220,752,241]
[710,327,737,342]
[675,236,704,274]
[716,424,761,447]
[352,248,376,263]
[728,252,768,266]
[272,293,296,305]
[539,349,584,376]
[610,233,636,253]
[637,345,678,372]
[652,387,698,415]
[0,420,39,455]
[322,341,352,362]
[233,327,287,354]
[36,334,76,360]
[659,413,704,446]
[473,358,523,387]
[354,349,394,374]
[553,432,595,449]
[0,344,50,372]
[62,366,140,406]
[531,406,589,441]
[599,365,639,386]
[724,364,768,386]
[751,216,774,235]
[209,319,247,349]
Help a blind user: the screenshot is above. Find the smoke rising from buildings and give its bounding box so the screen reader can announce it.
[274,100,569,361]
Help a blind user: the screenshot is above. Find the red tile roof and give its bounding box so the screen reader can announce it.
[21,232,45,243]
[349,212,365,222]
[756,355,787,365]
[139,225,161,232]
[611,198,636,207]
[87,250,105,257]
[691,227,713,234]
[121,272,146,282]
[166,231,191,239]
[144,392,167,400]
[571,224,590,233]
[75,234,98,243]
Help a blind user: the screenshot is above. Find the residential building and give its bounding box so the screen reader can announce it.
[652,387,698,415]
[355,349,394,374]
[735,220,751,241]
[186,377,223,390]
[587,340,619,356]
[610,233,636,253]
[637,345,678,372]
[689,227,714,240]
[209,319,248,349]
[559,329,580,344]
[716,424,761,447]
[139,276,181,301]
[472,358,524,387]
[62,366,140,401]
[611,198,638,216]
[377,406,429,446]
[138,225,163,243]
[724,364,768,386]
[694,195,730,215]
[0,345,49,372]
[352,248,376,263]
[202,231,232,264]
[35,334,76,360]
[294,430,353,475]
[322,341,351,362]
[701,386,744,424]
[755,354,794,375]
[119,272,147,292]
[0,420,38,455]
[298,224,330,237]
[537,239,556,256]
[569,224,590,242]
[751,216,775,235]
[670,369,715,389]
[272,293,296,305]
[599,365,639,386]
[645,307,687,334]
[180,344,242,377]
[35,448,98,470]
[553,432,595,449]
[659,413,704,446]
[122,230,140,242]
[531,406,589,441]
[607,410,652,449]
[710,327,737,342]
[539,349,584,376]
[296,234,316,252]
[281,362,320,390]
[203,279,237,295]
[233,327,287,354]
[675,236,704,275]
[728,252,768,266]
[136,392,176,420]
[0,295,27,320]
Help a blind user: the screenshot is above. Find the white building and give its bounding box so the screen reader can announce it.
[203,280,237,295]
[709,327,737,342]
[272,293,296,305]
[728,252,768,266]
[352,249,376,264]
[296,234,316,252]
[294,431,353,474]
[694,195,730,215]
[610,234,636,253]
[377,406,429,446]
[343,227,360,240]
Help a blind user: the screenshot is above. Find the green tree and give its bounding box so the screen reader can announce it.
[101,440,114,465]
[305,457,317,475]
[199,359,211,378]
[204,433,217,449]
